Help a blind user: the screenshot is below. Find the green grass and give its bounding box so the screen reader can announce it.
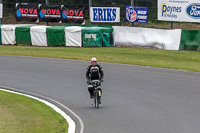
[0,90,68,133]
[0,45,200,72]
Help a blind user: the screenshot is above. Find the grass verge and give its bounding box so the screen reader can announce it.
[0,90,68,133]
[0,45,200,72]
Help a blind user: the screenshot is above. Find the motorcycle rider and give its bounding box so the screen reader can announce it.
[86,57,104,99]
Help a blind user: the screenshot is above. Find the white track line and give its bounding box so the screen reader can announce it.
[0,88,76,133]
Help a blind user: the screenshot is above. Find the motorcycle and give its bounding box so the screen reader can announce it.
[91,80,102,109]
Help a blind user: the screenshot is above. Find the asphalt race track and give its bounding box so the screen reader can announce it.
[0,55,200,133]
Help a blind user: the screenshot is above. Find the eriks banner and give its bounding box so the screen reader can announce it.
[90,7,120,22]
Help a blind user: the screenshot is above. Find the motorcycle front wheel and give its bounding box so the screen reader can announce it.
[95,92,99,109]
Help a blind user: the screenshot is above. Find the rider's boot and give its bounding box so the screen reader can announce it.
[88,85,94,99]
[90,91,94,99]
[90,93,94,99]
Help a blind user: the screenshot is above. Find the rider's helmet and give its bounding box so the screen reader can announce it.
[91,57,97,66]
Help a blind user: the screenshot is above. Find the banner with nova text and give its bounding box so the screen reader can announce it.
[38,5,61,22]
[16,3,38,22]
[61,6,85,24]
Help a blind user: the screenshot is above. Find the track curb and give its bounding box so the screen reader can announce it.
[0,86,84,133]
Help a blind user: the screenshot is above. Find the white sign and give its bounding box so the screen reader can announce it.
[158,0,200,23]
[90,7,120,22]
[0,4,3,18]
[85,34,97,39]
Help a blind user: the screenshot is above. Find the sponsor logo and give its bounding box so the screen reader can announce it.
[161,3,181,19]
[62,10,83,19]
[186,3,200,19]
[125,6,148,23]
[40,9,61,18]
[62,11,67,19]
[93,8,117,21]
[17,8,38,17]
[40,10,45,18]
[17,9,22,17]
[126,7,137,22]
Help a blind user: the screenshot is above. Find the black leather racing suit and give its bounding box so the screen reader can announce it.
[86,64,104,97]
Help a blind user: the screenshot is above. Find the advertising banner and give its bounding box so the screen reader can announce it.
[39,5,61,22]
[61,6,85,24]
[158,0,200,23]
[90,7,120,22]
[16,3,38,22]
[125,6,148,23]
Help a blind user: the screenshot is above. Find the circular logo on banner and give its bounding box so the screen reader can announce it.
[186,4,200,19]
[16,9,22,17]
[40,10,45,18]
[62,11,67,19]
[126,7,137,22]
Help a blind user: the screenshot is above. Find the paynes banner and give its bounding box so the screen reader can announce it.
[62,6,85,24]
[39,4,61,22]
[158,0,200,23]
[90,7,120,22]
[16,3,38,22]
[125,6,148,23]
